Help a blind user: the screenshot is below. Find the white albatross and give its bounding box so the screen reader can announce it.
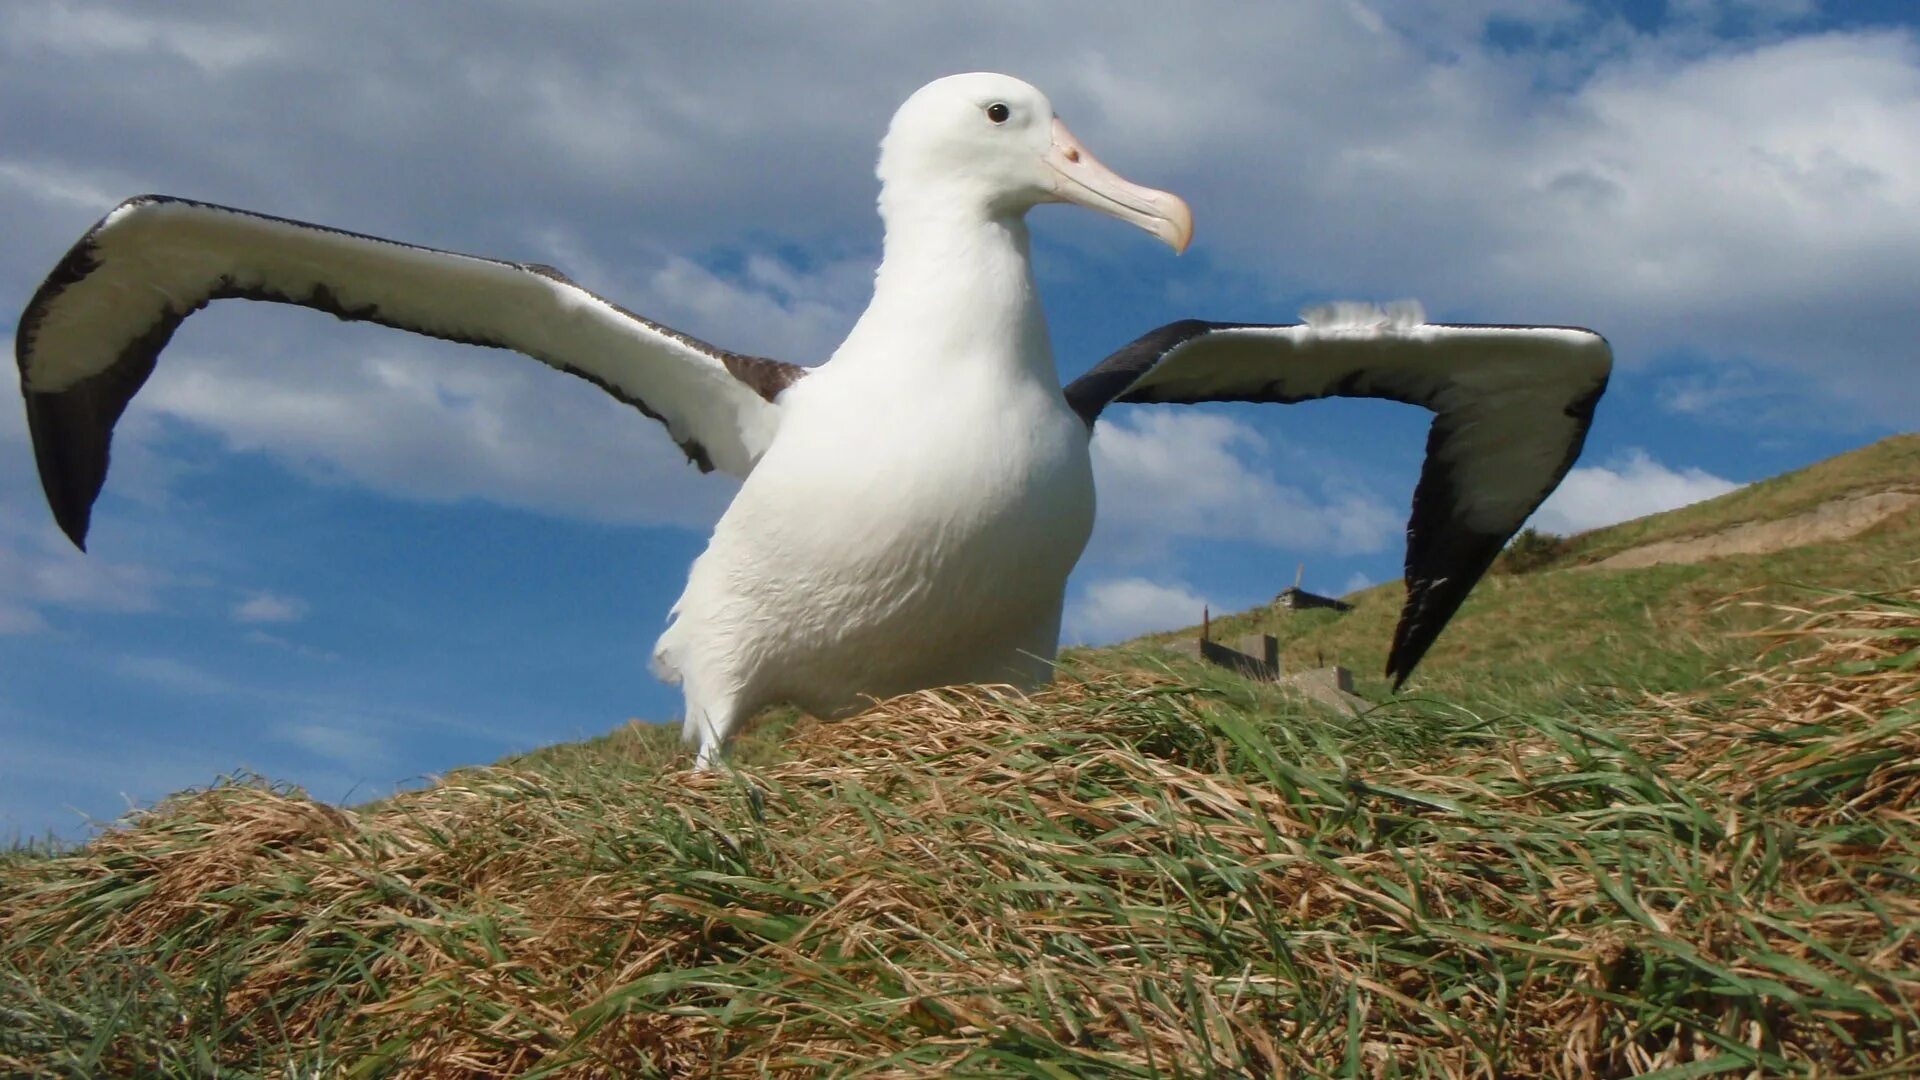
[14,73,1610,768]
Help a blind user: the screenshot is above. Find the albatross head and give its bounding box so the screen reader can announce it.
[878,72,1193,253]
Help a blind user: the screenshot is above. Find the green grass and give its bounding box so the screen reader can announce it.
[4,437,1918,1077]
[1553,432,1919,566]
[1122,433,1920,719]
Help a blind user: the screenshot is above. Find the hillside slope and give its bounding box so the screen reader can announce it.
[1117,433,1919,715]
[1557,433,1919,566]
[2,435,1916,1077]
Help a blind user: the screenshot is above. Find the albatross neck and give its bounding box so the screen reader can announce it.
[847,199,1054,382]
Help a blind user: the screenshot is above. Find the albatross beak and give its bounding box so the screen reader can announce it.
[1043,117,1193,254]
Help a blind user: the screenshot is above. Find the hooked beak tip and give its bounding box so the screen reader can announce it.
[1046,118,1194,256]
[1162,197,1195,255]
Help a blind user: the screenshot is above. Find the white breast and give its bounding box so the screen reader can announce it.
[653,350,1094,719]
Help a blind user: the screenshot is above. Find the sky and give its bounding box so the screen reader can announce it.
[3,0,1915,840]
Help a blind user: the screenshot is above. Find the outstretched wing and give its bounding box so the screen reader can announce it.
[16,195,810,548]
[1064,304,1611,688]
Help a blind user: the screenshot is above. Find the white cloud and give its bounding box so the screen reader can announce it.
[243,629,339,662]
[1522,33,1920,303]
[1343,571,1375,595]
[1530,449,1741,535]
[112,654,239,698]
[232,591,307,624]
[0,601,49,635]
[0,515,164,635]
[1089,410,1401,561]
[0,158,127,211]
[275,720,389,770]
[0,538,160,620]
[1065,577,1213,645]
[1659,367,1774,418]
[1666,0,1818,30]
[644,254,866,366]
[1316,27,1920,420]
[1047,12,1920,425]
[6,5,286,72]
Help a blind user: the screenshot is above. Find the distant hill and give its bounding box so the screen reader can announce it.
[1551,432,1918,567]
[1105,433,1918,715]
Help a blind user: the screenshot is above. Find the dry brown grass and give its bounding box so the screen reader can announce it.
[5,587,1919,1077]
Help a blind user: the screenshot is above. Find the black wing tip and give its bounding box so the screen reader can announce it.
[55,511,91,553]
[1382,615,1434,693]
[23,393,103,553]
[38,421,100,552]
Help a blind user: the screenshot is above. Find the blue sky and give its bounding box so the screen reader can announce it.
[3,0,1914,840]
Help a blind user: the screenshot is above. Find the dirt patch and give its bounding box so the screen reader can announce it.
[1586,489,1920,571]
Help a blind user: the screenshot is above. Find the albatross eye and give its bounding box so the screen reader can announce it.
[985,102,1011,124]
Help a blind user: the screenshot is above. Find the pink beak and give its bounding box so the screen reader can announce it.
[1043,117,1193,254]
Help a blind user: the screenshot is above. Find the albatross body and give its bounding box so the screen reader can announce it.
[661,78,1121,759]
[660,305,1095,755]
[13,73,1613,769]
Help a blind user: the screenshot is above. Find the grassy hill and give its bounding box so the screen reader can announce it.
[3,436,1916,1077]
[1111,433,1920,715]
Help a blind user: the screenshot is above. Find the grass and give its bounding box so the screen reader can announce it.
[1122,433,1920,719]
[3,437,1918,1076]
[4,575,1919,1076]
[1552,433,1919,566]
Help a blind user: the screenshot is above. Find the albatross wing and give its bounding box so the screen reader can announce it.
[16,195,809,548]
[1063,304,1611,688]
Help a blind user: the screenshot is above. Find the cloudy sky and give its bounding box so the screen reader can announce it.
[3,0,1913,839]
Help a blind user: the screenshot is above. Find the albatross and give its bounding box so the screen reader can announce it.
[14,72,1610,768]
